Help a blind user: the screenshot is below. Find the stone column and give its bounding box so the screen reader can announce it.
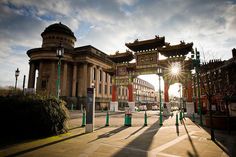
[164,81,169,102]
[83,63,88,96]
[101,70,105,97]
[87,64,92,88]
[37,62,43,90]
[50,62,56,96]
[72,63,77,97]
[62,62,67,96]
[95,67,99,96]
[28,62,36,88]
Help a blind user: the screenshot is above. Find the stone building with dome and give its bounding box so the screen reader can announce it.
[27,22,114,109]
[27,22,157,109]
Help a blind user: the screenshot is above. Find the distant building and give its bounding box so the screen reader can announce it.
[117,77,157,108]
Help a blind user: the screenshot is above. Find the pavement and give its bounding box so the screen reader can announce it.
[0,111,236,157]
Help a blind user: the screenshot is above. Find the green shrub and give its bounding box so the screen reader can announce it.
[0,95,69,140]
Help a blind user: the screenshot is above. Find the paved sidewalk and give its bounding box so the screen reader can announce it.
[0,113,235,157]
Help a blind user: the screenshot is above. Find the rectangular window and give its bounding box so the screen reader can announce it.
[110,86,112,94]
[105,85,107,94]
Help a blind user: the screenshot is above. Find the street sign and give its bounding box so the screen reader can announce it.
[86,87,95,133]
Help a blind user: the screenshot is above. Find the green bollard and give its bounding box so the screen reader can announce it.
[125,114,132,127]
[192,113,195,122]
[176,114,179,125]
[81,110,86,127]
[124,114,127,126]
[105,111,109,126]
[128,114,132,126]
[144,111,147,126]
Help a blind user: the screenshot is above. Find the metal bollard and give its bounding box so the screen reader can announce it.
[179,111,183,121]
[105,111,109,126]
[144,111,147,126]
[125,114,132,127]
[192,113,195,122]
[124,114,127,126]
[81,110,86,127]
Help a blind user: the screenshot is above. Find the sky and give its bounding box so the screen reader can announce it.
[0,0,236,93]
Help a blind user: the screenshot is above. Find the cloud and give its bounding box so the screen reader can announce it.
[0,0,236,87]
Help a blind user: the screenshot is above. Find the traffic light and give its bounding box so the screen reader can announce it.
[196,49,200,60]
[191,49,195,59]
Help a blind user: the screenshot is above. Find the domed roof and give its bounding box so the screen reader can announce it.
[41,22,76,39]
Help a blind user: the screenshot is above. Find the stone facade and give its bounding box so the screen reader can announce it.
[27,23,113,109]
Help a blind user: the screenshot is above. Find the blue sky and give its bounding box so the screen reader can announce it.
[0,0,236,91]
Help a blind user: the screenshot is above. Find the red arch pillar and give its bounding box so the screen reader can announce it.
[128,84,134,102]
[112,85,117,102]
[164,81,169,102]
[187,79,193,102]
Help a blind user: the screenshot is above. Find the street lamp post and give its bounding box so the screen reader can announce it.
[191,48,203,125]
[15,68,20,90]
[157,67,163,126]
[56,43,64,99]
[179,83,182,119]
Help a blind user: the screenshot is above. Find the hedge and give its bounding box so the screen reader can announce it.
[0,95,69,142]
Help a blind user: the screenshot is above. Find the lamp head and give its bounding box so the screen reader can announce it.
[15,68,20,77]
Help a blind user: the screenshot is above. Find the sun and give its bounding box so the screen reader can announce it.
[168,62,181,77]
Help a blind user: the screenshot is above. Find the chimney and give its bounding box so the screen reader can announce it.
[233,48,236,58]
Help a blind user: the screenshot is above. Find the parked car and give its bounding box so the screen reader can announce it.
[152,105,158,110]
[139,105,147,111]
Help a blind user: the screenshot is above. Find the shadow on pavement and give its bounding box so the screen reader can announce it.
[5,132,86,157]
[188,115,236,156]
[125,126,145,139]
[201,127,236,157]
[182,120,199,157]
[89,126,128,143]
[112,121,161,157]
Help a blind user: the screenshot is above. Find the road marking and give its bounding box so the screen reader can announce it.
[156,152,182,157]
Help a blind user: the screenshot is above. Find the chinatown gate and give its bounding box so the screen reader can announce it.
[106,36,194,112]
